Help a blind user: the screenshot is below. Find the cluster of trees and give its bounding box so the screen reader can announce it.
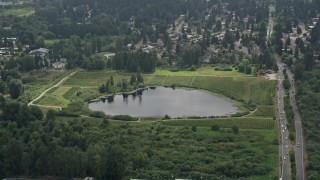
[0,70,23,99]
[99,74,144,94]
[112,50,157,73]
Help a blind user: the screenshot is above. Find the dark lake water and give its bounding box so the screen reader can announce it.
[88,87,239,117]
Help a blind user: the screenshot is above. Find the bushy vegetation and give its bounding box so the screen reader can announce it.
[163,118,275,130]
[0,115,278,179]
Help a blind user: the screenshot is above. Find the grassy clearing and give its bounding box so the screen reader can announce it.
[37,95,65,106]
[154,66,255,77]
[249,105,275,117]
[144,75,167,86]
[0,7,34,16]
[63,87,80,99]
[23,70,70,99]
[197,66,254,77]
[50,86,72,96]
[162,75,194,87]
[191,76,248,101]
[162,117,275,129]
[153,69,197,76]
[44,39,65,46]
[63,71,129,86]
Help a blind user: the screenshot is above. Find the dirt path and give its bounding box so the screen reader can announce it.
[27,71,78,108]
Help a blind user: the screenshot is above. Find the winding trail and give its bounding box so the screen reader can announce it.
[27,71,78,109]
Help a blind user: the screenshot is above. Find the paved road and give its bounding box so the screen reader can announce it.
[281,57,306,180]
[266,3,292,180]
[27,71,78,109]
[275,58,292,180]
[275,54,306,180]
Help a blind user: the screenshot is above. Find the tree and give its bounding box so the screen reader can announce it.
[17,56,36,72]
[0,81,6,94]
[18,104,33,127]
[30,106,43,120]
[0,94,5,109]
[192,126,197,132]
[45,109,56,132]
[130,75,136,85]
[97,37,102,52]
[2,102,20,121]
[137,73,144,83]
[103,146,126,179]
[8,78,22,99]
[232,126,239,134]
[211,124,220,131]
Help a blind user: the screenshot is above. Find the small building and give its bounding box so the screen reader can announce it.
[52,61,65,70]
[104,53,116,59]
[30,48,49,57]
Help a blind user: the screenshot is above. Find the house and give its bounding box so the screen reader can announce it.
[29,48,49,57]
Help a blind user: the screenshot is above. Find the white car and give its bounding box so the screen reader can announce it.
[284,156,286,160]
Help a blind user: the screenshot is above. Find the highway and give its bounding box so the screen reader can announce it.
[275,58,291,180]
[266,3,292,180]
[281,57,306,180]
[275,54,306,180]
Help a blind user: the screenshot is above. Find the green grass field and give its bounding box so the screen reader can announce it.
[23,70,70,99]
[155,66,255,77]
[0,7,34,16]
[37,95,65,106]
[44,39,65,46]
[63,71,129,86]
[249,105,275,117]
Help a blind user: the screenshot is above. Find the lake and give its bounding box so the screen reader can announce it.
[88,87,240,117]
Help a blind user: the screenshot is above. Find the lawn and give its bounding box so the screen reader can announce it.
[0,7,34,16]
